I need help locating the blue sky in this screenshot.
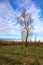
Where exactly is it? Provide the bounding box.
[0,0,43,41]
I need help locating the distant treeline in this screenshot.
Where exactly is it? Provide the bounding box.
[0,40,43,46]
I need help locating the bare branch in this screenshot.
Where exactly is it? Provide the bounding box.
[16,9,34,47]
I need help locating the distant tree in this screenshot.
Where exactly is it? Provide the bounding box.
[16,9,34,47]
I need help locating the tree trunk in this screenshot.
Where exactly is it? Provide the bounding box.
[25,30,28,47]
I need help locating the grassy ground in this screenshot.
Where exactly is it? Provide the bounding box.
[0,45,43,65]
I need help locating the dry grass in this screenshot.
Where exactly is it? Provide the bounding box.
[0,40,43,65]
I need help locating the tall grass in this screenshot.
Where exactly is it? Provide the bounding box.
[0,45,43,65]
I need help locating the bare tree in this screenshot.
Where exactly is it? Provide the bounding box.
[16,9,34,47]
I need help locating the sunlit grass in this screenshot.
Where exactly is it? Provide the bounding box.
[0,45,43,65]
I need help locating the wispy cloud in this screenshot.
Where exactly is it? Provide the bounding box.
[0,0,20,35]
[0,0,43,40]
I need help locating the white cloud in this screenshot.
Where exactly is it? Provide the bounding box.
[0,0,43,40]
[34,21,43,33]
[0,0,20,35]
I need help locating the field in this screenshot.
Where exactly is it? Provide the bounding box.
[0,43,43,65]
